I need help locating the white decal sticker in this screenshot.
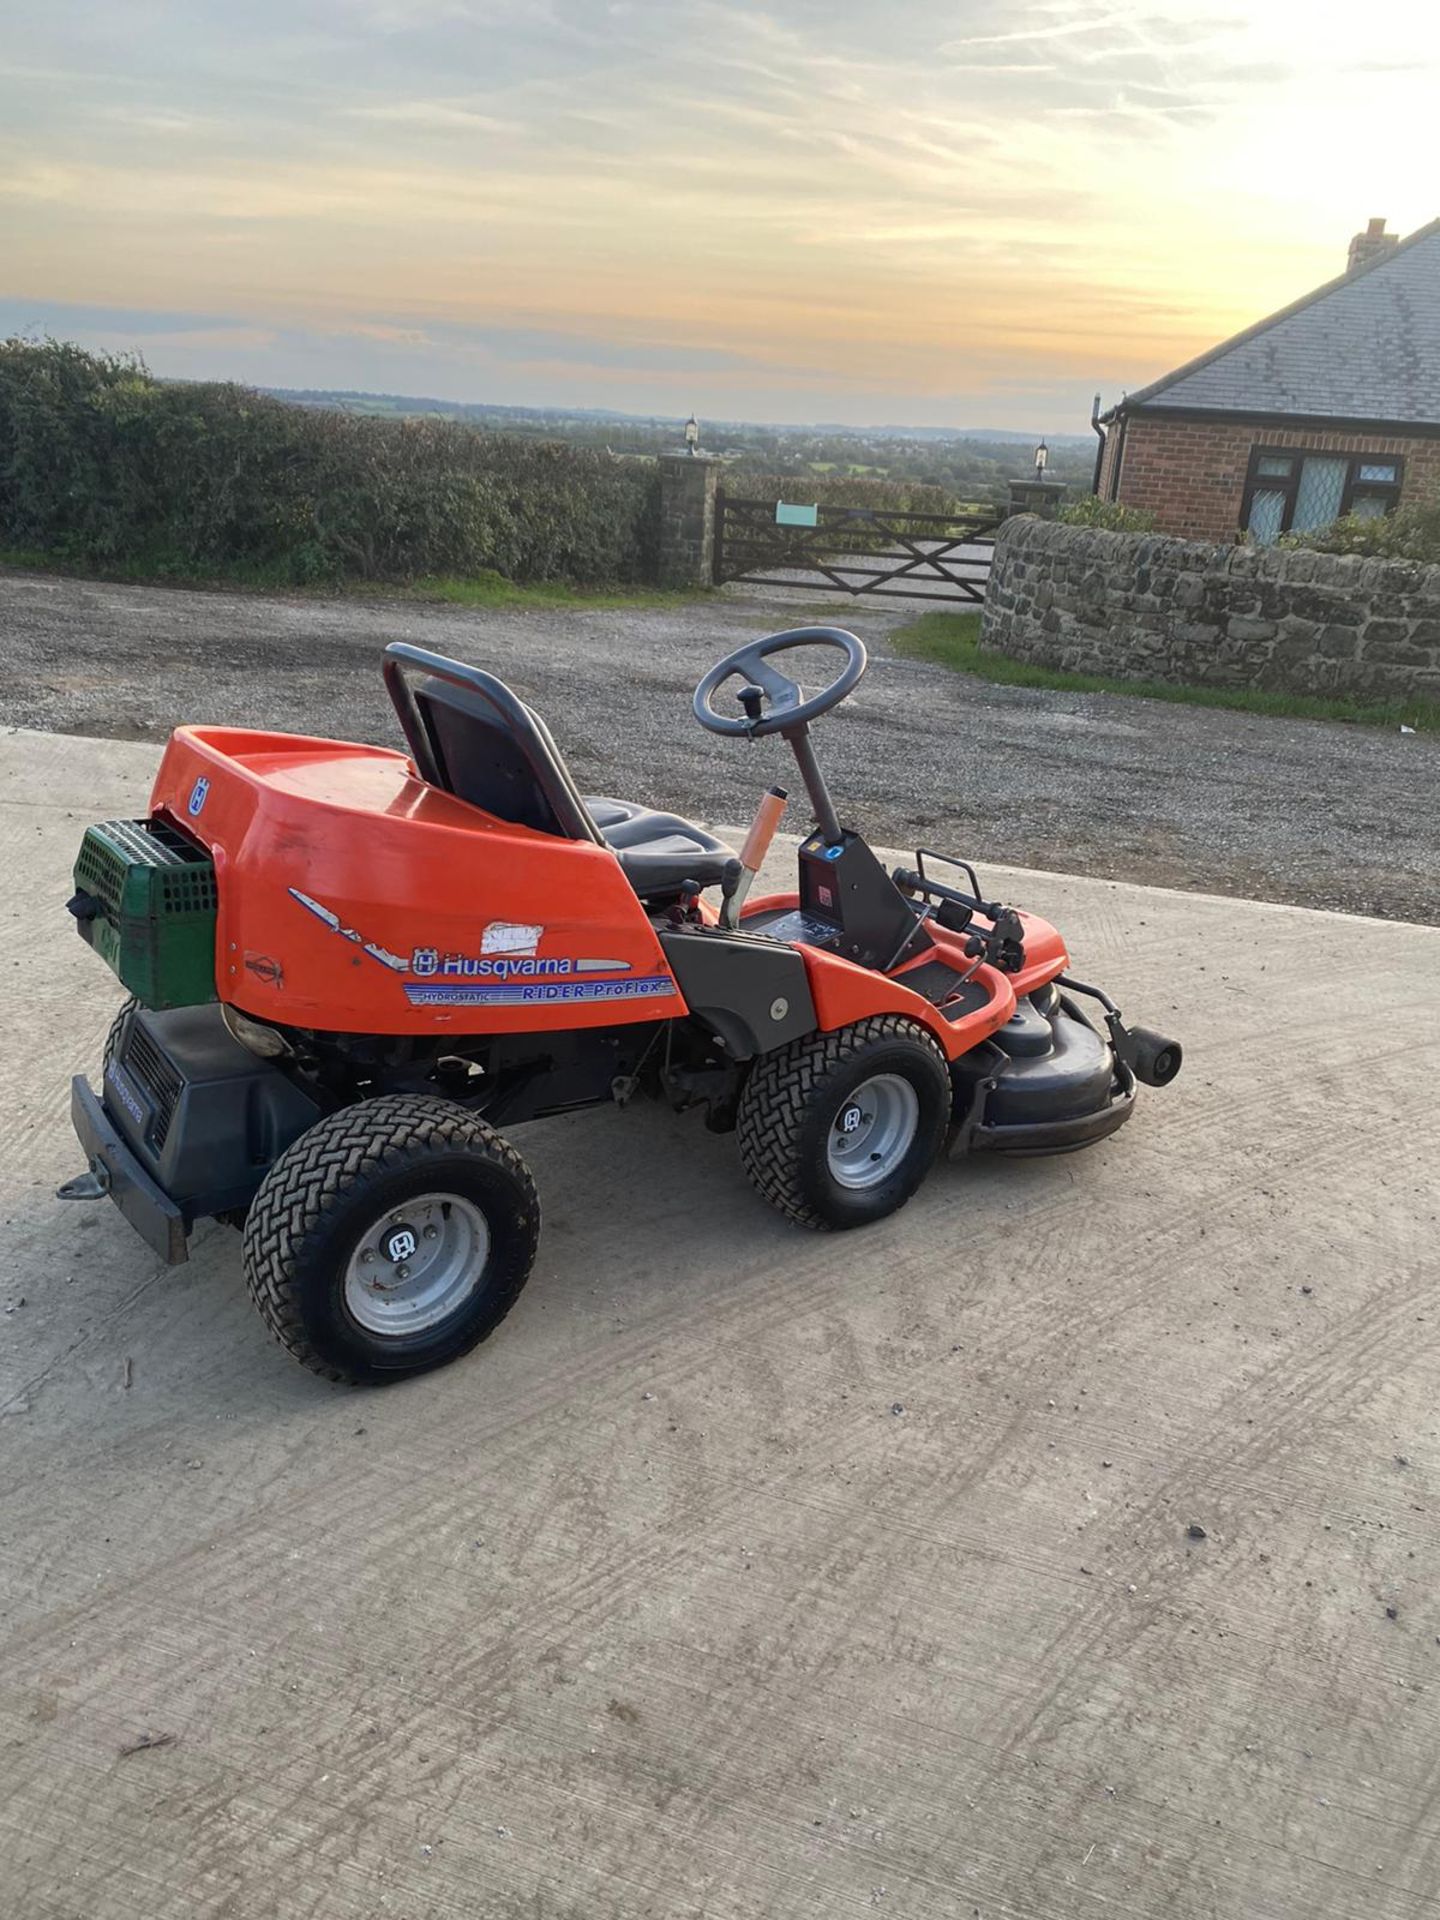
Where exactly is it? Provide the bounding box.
[361,941,409,974]
[481,921,543,957]
[290,888,345,937]
[288,889,409,973]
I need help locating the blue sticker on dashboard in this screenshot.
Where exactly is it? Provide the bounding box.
[187,777,210,817]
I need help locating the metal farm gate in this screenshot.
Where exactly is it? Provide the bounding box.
[713,495,1001,604]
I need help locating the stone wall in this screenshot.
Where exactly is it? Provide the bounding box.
[982,515,1440,700]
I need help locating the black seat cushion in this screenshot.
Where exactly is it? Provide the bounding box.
[586,796,734,897]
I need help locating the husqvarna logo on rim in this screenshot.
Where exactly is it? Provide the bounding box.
[187,777,210,817]
[383,1226,418,1264]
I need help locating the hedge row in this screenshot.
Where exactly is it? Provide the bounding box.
[742,470,965,516]
[1280,494,1440,565]
[1057,495,1157,533]
[0,339,660,585]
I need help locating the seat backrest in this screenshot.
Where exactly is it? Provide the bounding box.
[384,642,603,845]
[412,681,566,835]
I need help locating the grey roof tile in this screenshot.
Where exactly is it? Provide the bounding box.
[1119,221,1440,425]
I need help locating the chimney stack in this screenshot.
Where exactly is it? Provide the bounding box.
[1348,217,1399,274]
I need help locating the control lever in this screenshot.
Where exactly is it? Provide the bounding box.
[666,878,705,927]
[720,785,788,930]
[963,907,1027,974]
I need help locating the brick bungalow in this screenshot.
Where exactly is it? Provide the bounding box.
[1095,217,1440,543]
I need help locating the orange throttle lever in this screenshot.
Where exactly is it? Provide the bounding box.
[720,785,788,929]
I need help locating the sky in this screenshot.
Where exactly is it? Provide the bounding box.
[2,0,1438,431]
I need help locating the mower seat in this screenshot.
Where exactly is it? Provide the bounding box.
[586,797,734,898]
[403,671,732,898]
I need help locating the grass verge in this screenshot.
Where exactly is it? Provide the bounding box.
[0,549,708,612]
[396,571,705,612]
[889,611,1438,732]
[0,545,323,591]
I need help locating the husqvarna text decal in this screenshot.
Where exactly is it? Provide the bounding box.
[287,897,664,1005]
[408,949,631,980]
[406,926,656,1006]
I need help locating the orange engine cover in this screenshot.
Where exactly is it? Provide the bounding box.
[151,726,689,1037]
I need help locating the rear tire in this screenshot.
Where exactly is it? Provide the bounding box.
[102,997,135,1071]
[736,1015,951,1230]
[242,1094,540,1384]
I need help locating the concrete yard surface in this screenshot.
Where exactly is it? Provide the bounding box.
[1,725,1439,1919]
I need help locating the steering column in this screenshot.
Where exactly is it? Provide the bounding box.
[692,626,867,847]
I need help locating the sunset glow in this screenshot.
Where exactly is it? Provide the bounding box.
[4,0,1438,427]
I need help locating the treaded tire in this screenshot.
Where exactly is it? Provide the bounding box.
[102,998,135,1071]
[736,1015,951,1231]
[242,1094,540,1385]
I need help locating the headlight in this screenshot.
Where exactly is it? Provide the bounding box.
[222,1003,292,1060]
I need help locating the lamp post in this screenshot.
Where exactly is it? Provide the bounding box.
[684,414,700,457]
[1007,437,1063,518]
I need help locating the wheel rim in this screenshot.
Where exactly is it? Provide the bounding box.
[826,1073,920,1190]
[343,1192,490,1337]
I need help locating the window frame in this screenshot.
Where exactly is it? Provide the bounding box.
[1240,445,1405,536]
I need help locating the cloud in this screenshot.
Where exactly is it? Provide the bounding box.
[133,325,279,351]
[3,0,1438,426]
[318,321,437,345]
[941,10,1139,51]
[343,100,518,132]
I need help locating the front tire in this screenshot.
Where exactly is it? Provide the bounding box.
[242,1095,540,1384]
[736,1016,951,1230]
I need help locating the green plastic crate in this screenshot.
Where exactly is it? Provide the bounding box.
[71,817,218,1009]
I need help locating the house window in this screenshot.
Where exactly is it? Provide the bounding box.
[1241,448,1404,542]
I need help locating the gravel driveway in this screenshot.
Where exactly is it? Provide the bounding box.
[2,565,1435,920]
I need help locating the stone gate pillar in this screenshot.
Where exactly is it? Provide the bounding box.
[1006,477,1068,519]
[658,453,723,588]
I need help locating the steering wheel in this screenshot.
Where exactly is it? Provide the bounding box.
[692,626,868,738]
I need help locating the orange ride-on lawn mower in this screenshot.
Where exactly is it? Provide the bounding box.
[59,629,1181,1384]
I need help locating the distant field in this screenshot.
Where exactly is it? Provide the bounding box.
[263,383,1097,504]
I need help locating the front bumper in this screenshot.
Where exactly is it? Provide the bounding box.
[968,1069,1136,1155]
[68,1074,189,1264]
[948,988,1141,1159]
